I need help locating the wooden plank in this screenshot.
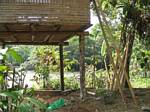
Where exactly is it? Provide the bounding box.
[0,0,89,6]
[4,42,69,45]
[0,24,90,33]
[0,31,89,43]
[0,31,89,35]
[0,0,90,25]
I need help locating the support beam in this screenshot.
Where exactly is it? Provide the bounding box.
[44,35,50,42]
[1,44,5,90]
[2,44,5,49]
[11,35,18,42]
[59,44,64,91]
[30,23,37,31]
[48,35,55,42]
[61,32,89,42]
[0,31,89,35]
[2,44,5,64]
[4,24,18,42]
[4,42,69,46]
[79,34,86,99]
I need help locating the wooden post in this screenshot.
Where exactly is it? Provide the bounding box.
[12,67,15,88]
[2,44,6,90]
[79,34,86,99]
[59,44,64,91]
[2,44,5,64]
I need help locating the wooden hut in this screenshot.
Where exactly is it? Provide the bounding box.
[0,0,91,98]
[0,0,90,44]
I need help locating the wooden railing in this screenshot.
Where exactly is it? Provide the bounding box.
[0,0,63,4]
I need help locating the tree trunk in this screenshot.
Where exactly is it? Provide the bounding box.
[125,34,135,87]
[121,29,135,88]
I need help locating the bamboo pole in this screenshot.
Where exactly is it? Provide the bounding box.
[116,45,137,105]
[92,0,137,104]
[92,0,126,103]
[104,59,112,90]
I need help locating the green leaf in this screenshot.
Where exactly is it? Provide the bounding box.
[0,75,4,83]
[0,65,7,71]
[25,97,46,110]
[18,103,34,112]
[14,90,24,96]
[0,100,8,109]
[6,48,23,63]
[0,91,19,100]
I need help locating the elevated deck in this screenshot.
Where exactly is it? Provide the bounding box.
[0,0,91,45]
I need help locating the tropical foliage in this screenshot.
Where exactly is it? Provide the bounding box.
[0,1,149,111]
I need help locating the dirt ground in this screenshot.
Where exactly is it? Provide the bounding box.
[37,88,150,112]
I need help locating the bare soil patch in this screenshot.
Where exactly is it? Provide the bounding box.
[36,88,150,112]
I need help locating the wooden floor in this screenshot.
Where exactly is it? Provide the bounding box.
[0,23,90,45]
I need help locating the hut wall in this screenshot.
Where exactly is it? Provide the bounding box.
[0,0,90,25]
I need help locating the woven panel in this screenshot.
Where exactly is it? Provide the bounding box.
[0,0,90,25]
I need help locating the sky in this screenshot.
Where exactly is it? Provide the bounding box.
[87,11,99,31]
[91,12,99,25]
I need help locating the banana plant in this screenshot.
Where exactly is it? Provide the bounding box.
[0,47,46,112]
[0,88,46,112]
[0,48,23,85]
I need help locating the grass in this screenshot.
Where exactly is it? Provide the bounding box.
[131,76,150,88]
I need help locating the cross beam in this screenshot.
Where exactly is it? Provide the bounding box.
[0,31,89,35]
[3,42,69,46]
